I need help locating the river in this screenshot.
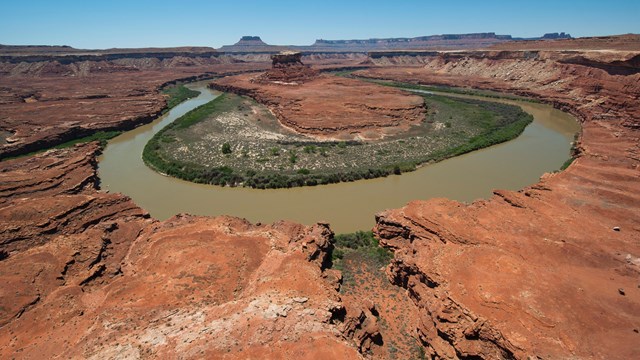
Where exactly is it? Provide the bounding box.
[97,81,579,233]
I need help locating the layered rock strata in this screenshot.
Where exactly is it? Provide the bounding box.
[0,144,375,359]
[0,51,270,158]
[364,48,640,358]
[211,74,425,140]
[2,37,640,359]
[253,51,320,84]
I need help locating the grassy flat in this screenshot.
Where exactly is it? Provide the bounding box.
[143,90,532,188]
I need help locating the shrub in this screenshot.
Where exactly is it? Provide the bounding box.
[333,231,393,267]
[221,142,232,154]
[334,231,376,249]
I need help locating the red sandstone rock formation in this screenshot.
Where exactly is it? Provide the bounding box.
[358,48,640,358]
[212,74,426,140]
[0,48,369,158]
[2,36,640,359]
[0,50,270,158]
[0,144,376,358]
[253,51,320,84]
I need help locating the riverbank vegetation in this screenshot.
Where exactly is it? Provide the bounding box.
[161,85,201,111]
[350,76,538,102]
[1,84,200,162]
[328,230,426,358]
[0,130,122,161]
[143,88,533,188]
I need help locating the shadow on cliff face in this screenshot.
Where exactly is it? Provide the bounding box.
[560,53,640,75]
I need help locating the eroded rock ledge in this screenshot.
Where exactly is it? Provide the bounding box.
[370,49,640,359]
[0,58,270,159]
[0,144,376,359]
[211,74,426,141]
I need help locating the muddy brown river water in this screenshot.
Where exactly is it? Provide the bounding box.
[98,82,579,233]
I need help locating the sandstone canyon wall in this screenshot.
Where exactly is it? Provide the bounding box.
[0,143,378,359]
[357,46,640,358]
[1,36,639,359]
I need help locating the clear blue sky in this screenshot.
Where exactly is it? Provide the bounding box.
[1,0,638,49]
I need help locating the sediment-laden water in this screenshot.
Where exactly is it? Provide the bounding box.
[98,81,579,233]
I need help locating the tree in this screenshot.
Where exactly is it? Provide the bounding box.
[221,142,232,154]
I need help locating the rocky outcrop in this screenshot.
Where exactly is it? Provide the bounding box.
[0,58,270,158]
[251,51,320,84]
[540,32,572,40]
[0,143,151,333]
[364,48,640,358]
[309,33,516,52]
[211,74,426,140]
[0,144,375,358]
[0,143,149,253]
[3,37,640,359]
[271,51,304,66]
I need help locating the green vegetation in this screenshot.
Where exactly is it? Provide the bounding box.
[173,95,226,130]
[559,157,575,170]
[50,130,122,149]
[221,142,232,154]
[143,95,251,185]
[161,85,201,111]
[0,130,122,161]
[1,84,200,162]
[327,69,357,77]
[418,95,533,161]
[289,151,298,164]
[143,91,533,189]
[358,78,539,103]
[331,231,393,270]
[559,132,580,171]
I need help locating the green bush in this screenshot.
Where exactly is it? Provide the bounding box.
[162,85,201,110]
[334,231,376,249]
[333,231,393,267]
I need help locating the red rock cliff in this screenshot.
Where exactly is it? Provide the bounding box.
[360,49,640,359]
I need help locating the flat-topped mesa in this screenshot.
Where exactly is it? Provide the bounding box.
[236,36,267,45]
[254,51,319,84]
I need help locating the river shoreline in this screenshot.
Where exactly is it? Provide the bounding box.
[142,87,534,189]
[98,80,579,233]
